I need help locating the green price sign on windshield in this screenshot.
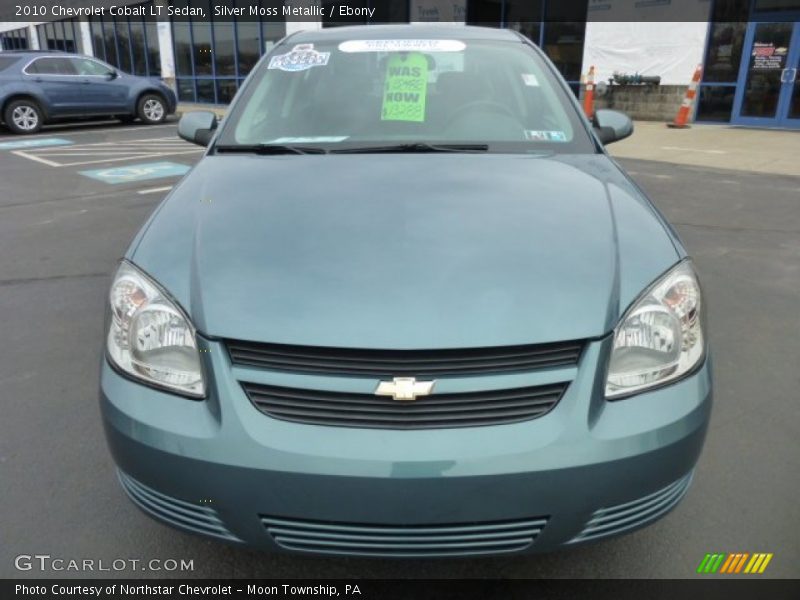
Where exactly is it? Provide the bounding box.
[381,53,428,122]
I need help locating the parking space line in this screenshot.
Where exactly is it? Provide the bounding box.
[76,136,190,145]
[10,133,204,167]
[45,150,203,167]
[660,146,727,155]
[10,150,62,167]
[137,186,174,195]
[0,123,176,142]
[26,151,170,156]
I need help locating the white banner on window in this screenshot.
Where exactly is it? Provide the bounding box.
[583,1,712,85]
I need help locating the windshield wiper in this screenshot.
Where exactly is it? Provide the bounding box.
[214,144,327,155]
[331,143,489,154]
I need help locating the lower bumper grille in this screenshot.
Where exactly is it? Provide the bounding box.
[117,470,238,542]
[243,382,567,429]
[570,471,694,543]
[261,515,549,557]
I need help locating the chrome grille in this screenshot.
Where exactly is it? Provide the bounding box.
[243,381,567,429]
[226,339,584,377]
[570,471,694,543]
[117,470,238,541]
[261,515,549,557]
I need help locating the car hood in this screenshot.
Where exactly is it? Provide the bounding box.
[130,153,682,348]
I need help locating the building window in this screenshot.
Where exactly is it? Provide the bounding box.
[37,19,81,53]
[542,21,585,83]
[101,20,119,66]
[542,0,586,85]
[505,0,543,47]
[702,22,747,84]
[466,0,502,27]
[753,0,800,12]
[176,78,195,102]
[0,27,30,50]
[696,85,737,122]
[465,1,586,86]
[696,0,755,124]
[237,20,260,74]
[173,21,193,76]
[213,19,236,77]
[170,0,286,104]
[89,1,161,76]
[130,20,148,75]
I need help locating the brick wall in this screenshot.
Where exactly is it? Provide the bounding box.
[592,85,687,122]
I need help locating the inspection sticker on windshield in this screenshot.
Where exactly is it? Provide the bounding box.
[382,53,428,122]
[521,73,540,87]
[268,44,330,72]
[339,39,466,53]
[525,130,567,142]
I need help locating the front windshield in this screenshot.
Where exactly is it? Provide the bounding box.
[215,37,595,153]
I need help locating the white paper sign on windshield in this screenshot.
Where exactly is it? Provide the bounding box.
[338,40,466,53]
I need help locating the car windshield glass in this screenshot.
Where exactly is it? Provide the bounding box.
[215,38,595,154]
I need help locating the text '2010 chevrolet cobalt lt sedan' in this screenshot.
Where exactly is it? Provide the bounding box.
[100,25,711,557]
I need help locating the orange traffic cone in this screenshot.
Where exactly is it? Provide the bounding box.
[668,65,703,129]
[583,65,596,119]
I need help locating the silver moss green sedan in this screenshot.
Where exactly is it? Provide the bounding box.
[101,25,711,557]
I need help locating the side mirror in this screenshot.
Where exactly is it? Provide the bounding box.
[592,109,633,145]
[178,111,218,147]
[106,70,118,80]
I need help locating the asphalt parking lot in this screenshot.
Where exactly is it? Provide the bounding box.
[0,120,798,579]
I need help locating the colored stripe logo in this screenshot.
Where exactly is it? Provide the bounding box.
[697,553,773,574]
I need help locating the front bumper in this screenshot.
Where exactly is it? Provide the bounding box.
[100,337,712,557]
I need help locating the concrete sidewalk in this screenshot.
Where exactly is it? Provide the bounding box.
[175,102,797,177]
[609,121,799,177]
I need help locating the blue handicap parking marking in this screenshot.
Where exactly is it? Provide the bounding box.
[79,161,191,184]
[0,137,73,150]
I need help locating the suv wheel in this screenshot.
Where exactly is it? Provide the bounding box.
[137,94,167,125]
[4,99,43,134]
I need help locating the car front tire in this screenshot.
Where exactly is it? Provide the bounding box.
[4,99,44,134]
[136,94,167,125]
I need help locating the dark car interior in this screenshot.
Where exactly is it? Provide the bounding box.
[241,47,569,144]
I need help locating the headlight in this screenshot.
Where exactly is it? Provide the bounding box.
[106,261,205,398]
[605,260,704,399]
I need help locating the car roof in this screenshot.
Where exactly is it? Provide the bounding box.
[288,24,521,44]
[4,51,97,62]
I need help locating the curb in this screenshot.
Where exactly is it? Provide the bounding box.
[175,103,228,119]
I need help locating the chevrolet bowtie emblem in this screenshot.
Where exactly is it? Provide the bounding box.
[375,377,436,401]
